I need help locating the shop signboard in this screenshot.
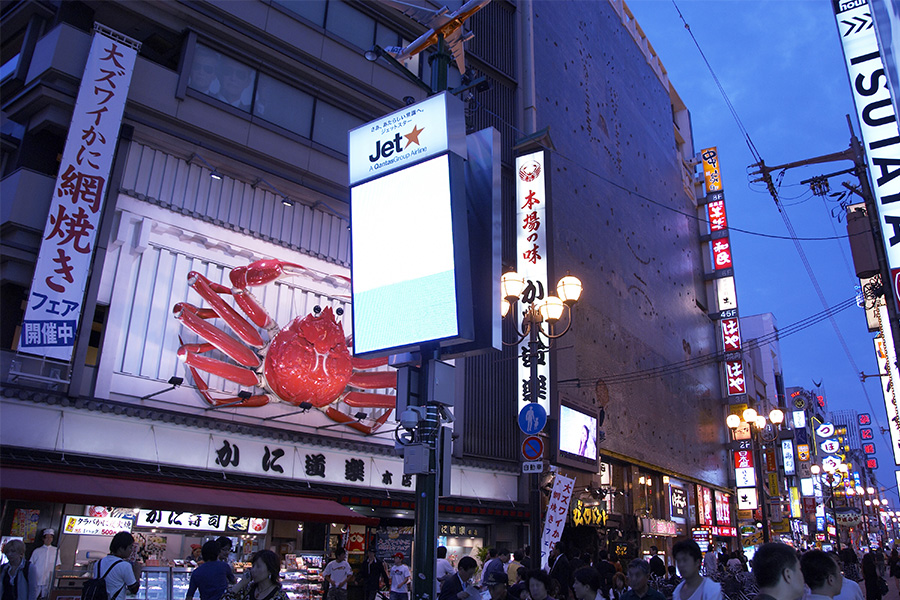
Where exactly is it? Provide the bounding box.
[571,500,607,527]
[715,491,731,525]
[726,360,746,395]
[19,27,139,361]
[515,149,551,413]
[833,0,900,308]
[670,486,688,519]
[697,486,713,525]
[737,488,758,510]
[135,510,269,534]
[793,410,806,429]
[64,515,133,536]
[795,427,809,445]
[765,450,776,472]
[790,487,802,519]
[768,473,779,496]
[439,524,485,537]
[797,444,811,461]
[712,526,737,537]
[736,467,756,488]
[541,474,574,568]
[816,423,836,438]
[692,528,711,552]
[797,461,812,478]
[782,440,796,475]
[737,511,753,521]
[721,318,741,351]
[375,526,414,562]
[874,312,900,465]
[707,198,727,231]
[821,439,841,454]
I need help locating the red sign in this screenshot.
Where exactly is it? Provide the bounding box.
[712,238,733,270]
[711,526,737,537]
[863,442,876,454]
[721,318,741,351]
[859,413,871,426]
[726,360,746,395]
[867,457,879,469]
[698,486,713,525]
[861,427,874,440]
[715,491,731,525]
[765,449,776,472]
[522,436,544,461]
[707,200,728,232]
[802,498,816,515]
[734,450,754,469]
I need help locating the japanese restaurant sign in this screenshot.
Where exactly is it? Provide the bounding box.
[136,510,269,534]
[541,473,574,569]
[516,149,551,413]
[64,515,134,536]
[874,304,900,465]
[19,26,139,361]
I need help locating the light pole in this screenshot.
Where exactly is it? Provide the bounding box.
[812,461,848,551]
[726,407,784,544]
[501,270,582,568]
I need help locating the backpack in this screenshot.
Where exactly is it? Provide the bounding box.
[81,559,125,600]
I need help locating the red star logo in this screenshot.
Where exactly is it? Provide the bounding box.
[403,125,424,149]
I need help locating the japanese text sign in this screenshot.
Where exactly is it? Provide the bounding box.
[64,515,133,536]
[707,198,728,232]
[516,150,550,413]
[726,360,746,395]
[540,473,574,569]
[20,29,138,360]
[701,147,723,194]
[715,491,731,525]
[721,318,741,352]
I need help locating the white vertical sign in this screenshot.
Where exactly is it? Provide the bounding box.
[875,304,900,464]
[540,473,574,569]
[19,28,139,360]
[833,0,900,309]
[516,150,550,413]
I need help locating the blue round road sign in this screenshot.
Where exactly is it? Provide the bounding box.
[522,436,544,461]
[518,403,547,435]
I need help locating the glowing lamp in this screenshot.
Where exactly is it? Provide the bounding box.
[769,409,784,425]
[557,275,583,305]
[539,295,565,322]
[501,271,526,302]
[743,408,758,423]
[726,414,741,429]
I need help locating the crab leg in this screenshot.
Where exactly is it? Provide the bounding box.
[174,302,261,368]
[187,272,265,347]
[325,406,394,435]
[349,371,398,389]
[342,391,396,408]
[186,362,269,407]
[178,343,261,387]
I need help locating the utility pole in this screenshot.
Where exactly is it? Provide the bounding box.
[748,116,900,352]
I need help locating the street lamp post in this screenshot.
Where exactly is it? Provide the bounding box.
[501,270,582,568]
[726,407,783,544]
[812,462,846,551]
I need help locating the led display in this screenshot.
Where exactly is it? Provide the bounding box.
[559,404,598,463]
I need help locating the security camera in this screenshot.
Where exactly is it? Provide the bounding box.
[400,407,425,430]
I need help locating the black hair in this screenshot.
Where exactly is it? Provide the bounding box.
[334,547,346,558]
[437,546,447,559]
[526,569,552,588]
[202,541,221,562]
[801,550,839,591]
[498,548,511,557]
[598,550,609,561]
[573,567,601,591]
[250,550,281,586]
[628,559,650,575]
[488,548,498,558]
[672,539,702,563]
[458,556,477,571]
[752,543,799,589]
[554,542,567,554]
[650,546,658,553]
[216,537,233,551]
[110,532,134,554]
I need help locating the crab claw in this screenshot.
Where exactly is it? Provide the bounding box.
[230,259,307,289]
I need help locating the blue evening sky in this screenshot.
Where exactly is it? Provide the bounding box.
[626,0,896,498]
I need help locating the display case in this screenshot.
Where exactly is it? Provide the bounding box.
[172,569,191,599]
[137,567,171,600]
[280,554,324,600]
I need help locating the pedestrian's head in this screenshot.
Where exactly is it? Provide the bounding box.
[668,566,677,577]
[498,548,511,563]
[334,547,346,560]
[249,550,280,586]
[437,546,447,559]
[216,536,233,560]
[488,548,498,558]
[526,569,552,600]
[485,571,508,600]
[673,539,703,580]
[627,559,651,595]
[801,550,842,597]
[201,541,220,562]
[42,529,55,545]
[2,539,25,566]
[613,573,626,590]
[650,546,659,555]
[110,532,135,557]
[393,552,404,565]
[752,543,803,600]
[598,549,609,561]
[572,566,602,600]
[516,566,527,583]
[367,548,376,559]
[457,555,477,581]
[551,542,566,558]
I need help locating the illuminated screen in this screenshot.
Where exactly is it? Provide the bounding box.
[351,155,460,355]
[559,405,598,461]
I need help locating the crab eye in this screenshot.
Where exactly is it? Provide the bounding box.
[336,307,344,316]
[313,305,321,315]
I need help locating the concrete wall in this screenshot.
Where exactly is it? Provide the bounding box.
[532,1,727,486]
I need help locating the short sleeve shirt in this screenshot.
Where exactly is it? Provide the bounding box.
[94,556,136,600]
[390,565,410,593]
[188,560,233,600]
[323,560,353,589]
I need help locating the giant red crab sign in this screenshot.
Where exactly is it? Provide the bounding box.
[172,259,397,434]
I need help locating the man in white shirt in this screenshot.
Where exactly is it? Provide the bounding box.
[832,573,865,600]
[30,529,61,600]
[750,543,805,600]
[389,553,411,600]
[323,548,353,600]
[801,551,843,600]
[672,540,722,600]
[95,532,142,600]
[436,547,455,592]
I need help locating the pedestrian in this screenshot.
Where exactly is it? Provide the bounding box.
[609,573,627,600]
[622,560,665,600]
[359,549,388,600]
[223,550,287,600]
[648,548,666,579]
[506,552,523,580]
[801,550,843,600]
[725,552,742,573]
[671,540,721,600]
[483,550,499,581]
[549,543,571,599]
[509,567,528,600]
[29,530,60,600]
[701,550,717,577]
[187,541,234,600]
[1,539,37,600]
[388,553,411,600]
[594,551,617,595]
[484,550,511,586]
[572,567,604,600]
[888,549,900,593]
[862,553,883,600]
[322,548,353,600]
[521,547,533,570]
[439,556,478,600]
[665,566,681,587]
[833,567,866,600]
[527,570,558,600]
[485,572,509,600]
[92,532,143,600]
[750,543,805,600]
[185,545,203,564]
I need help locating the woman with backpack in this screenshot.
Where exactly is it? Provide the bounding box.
[1,539,38,600]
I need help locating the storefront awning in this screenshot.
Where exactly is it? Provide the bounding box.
[1,466,378,526]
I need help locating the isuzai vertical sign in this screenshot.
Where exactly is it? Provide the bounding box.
[833,0,900,310]
[19,26,139,361]
[516,150,550,413]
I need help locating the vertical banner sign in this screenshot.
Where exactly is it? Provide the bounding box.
[516,151,550,413]
[701,147,745,397]
[875,304,900,464]
[540,474,574,569]
[833,0,900,310]
[19,27,139,360]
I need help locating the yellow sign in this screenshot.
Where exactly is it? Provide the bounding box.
[571,501,607,527]
[768,473,779,495]
[797,444,810,461]
[790,487,802,519]
[701,147,723,193]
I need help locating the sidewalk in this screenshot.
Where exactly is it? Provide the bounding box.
[861,578,900,600]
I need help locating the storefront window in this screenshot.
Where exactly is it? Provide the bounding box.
[312,101,363,155]
[254,74,314,138]
[188,44,257,113]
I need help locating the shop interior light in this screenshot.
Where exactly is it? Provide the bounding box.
[743,408,758,423]
[865,500,872,506]
[883,499,889,505]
